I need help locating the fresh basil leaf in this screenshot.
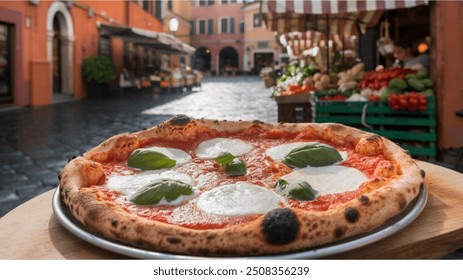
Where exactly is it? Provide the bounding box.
[282,143,342,168]
[274,179,289,193]
[215,152,235,165]
[225,158,247,176]
[130,179,193,205]
[274,180,317,201]
[127,149,176,170]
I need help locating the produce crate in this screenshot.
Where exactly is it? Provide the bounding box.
[275,93,313,123]
[313,96,436,160]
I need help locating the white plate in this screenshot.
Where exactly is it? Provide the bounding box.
[52,185,428,259]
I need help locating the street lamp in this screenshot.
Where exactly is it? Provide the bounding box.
[168,18,179,33]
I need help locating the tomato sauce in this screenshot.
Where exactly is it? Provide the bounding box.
[94,129,391,229]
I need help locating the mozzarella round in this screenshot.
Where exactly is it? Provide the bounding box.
[107,171,195,205]
[197,182,284,216]
[195,138,253,159]
[136,146,191,167]
[266,141,347,162]
[280,165,367,196]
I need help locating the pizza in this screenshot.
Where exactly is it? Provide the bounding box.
[59,115,425,257]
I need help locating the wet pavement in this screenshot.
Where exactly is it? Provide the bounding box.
[0,76,276,217]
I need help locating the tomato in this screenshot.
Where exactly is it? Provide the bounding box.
[419,105,427,112]
[409,98,418,106]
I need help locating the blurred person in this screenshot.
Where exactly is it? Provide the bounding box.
[392,40,430,72]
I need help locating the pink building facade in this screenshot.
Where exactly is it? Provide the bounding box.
[190,0,244,75]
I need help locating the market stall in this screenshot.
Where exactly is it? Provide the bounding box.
[260,0,435,159]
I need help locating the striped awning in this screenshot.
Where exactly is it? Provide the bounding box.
[261,0,429,34]
[261,0,429,56]
[261,0,430,15]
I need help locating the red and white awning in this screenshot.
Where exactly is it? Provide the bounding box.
[261,0,429,56]
[261,0,429,15]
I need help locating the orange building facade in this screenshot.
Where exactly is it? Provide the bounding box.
[0,0,165,107]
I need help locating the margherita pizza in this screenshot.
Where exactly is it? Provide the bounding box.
[59,115,424,257]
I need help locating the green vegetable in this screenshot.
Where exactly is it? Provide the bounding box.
[421,78,434,87]
[405,73,416,80]
[385,86,403,95]
[388,78,407,91]
[415,69,428,79]
[225,158,247,176]
[127,149,176,170]
[274,179,317,201]
[282,143,342,168]
[422,88,434,96]
[215,152,235,165]
[130,179,193,205]
[407,78,426,92]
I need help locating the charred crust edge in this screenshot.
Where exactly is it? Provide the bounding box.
[169,115,191,126]
[345,207,360,223]
[262,208,299,245]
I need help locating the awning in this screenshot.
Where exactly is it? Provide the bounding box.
[99,23,195,55]
[261,0,429,15]
[260,0,429,56]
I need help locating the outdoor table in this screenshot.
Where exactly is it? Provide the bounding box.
[0,161,462,259]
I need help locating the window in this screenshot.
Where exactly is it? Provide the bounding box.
[219,17,235,34]
[208,19,214,34]
[253,13,262,28]
[190,20,195,35]
[199,19,206,34]
[220,18,228,33]
[167,0,172,11]
[199,0,206,6]
[155,0,163,20]
[229,17,235,33]
[208,0,214,5]
[240,20,245,33]
[257,41,269,49]
[98,34,112,57]
[198,19,213,34]
[142,0,150,12]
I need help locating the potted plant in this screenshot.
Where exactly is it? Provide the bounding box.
[82,55,116,97]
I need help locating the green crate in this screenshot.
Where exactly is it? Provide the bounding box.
[314,96,436,159]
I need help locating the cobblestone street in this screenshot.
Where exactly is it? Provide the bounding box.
[0,76,276,217]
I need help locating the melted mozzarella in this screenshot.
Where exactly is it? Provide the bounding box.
[195,138,253,159]
[266,142,347,162]
[137,146,191,167]
[280,165,367,196]
[197,182,284,216]
[106,171,195,205]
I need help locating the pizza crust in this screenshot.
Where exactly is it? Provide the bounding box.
[60,116,424,256]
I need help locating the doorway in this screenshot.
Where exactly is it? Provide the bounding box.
[219,47,238,75]
[47,2,74,102]
[193,47,211,73]
[52,17,62,93]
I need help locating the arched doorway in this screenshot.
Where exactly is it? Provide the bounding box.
[193,47,211,73]
[52,17,61,93]
[47,2,74,101]
[219,47,238,75]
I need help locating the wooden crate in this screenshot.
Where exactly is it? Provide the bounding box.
[314,96,437,159]
[275,93,313,123]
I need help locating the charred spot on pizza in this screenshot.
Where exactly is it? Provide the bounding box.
[358,195,371,206]
[334,227,346,238]
[111,218,118,228]
[170,115,191,126]
[167,237,182,244]
[262,208,299,245]
[420,169,426,178]
[345,207,360,223]
[396,193,407,210]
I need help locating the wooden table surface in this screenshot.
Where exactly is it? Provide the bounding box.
[1,161,462,259]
